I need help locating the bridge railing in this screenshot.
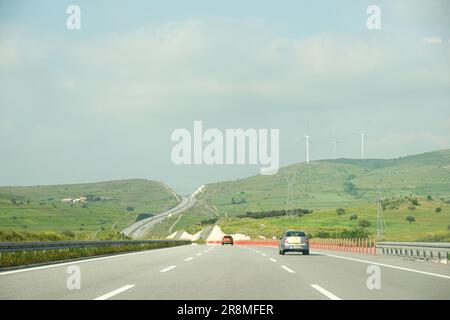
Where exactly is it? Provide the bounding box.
[0,239,191,253]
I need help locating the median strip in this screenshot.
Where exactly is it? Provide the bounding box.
[310,284,341,300]
[94,284,135,300]
[160,265,176,273]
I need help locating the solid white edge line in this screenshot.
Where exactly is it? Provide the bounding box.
[94,284,135,300]
[310,284,341,300]
[160,265,176,273]
[281,265,295,273]
[314,251,450,280]
[0,245,188,276]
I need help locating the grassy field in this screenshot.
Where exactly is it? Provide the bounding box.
[219,196,450,242]
[0,179,178,239]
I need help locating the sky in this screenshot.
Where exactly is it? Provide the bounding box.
[0,0,449,194]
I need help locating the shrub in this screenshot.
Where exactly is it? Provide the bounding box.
[126,206,135,211]
[349,214,358,220]
[410,198,420,206]
[336,208,346,215]
[61,230,75,238]
[405,216,416,223]
[358,220,371,228]
[435,207,442,213]
[408,206,416,211]
[427,195,432,200]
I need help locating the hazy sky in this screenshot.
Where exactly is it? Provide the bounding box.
[1,0,449,193]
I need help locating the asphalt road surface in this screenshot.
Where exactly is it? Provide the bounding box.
[121,196,197,239]
[0,244,449,299]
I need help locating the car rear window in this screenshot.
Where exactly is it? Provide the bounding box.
[224,236,232,239]
[285,231,305,237]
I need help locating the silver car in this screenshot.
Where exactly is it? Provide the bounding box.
[279,230,309,255]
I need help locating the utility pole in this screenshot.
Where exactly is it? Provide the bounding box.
[376,186,383,240]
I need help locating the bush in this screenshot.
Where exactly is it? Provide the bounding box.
[336,208,346,215]
[314,227,372,239]
[126,206,135,211]
[410,198,420,206]
[405,216,416,223]
[237,208,312,219]
[358,220,371,228]
[435,207,442,213]
[349,214,358,220]
[408,206,416,211]
[427,195,432,200]
[61,230,75,238]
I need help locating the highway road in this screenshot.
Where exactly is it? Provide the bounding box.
[0,244,449,300]
[121,196,197,239]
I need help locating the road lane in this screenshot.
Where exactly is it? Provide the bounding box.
[253,245,450,300]
[0,244,201,300]
[1,244,449,300]
[116,244,325,300]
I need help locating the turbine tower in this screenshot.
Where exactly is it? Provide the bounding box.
[361,132,365,160]
[305,126,310,164]
[332,141,337,159]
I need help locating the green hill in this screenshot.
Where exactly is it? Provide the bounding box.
[191,149,450,241]
[0,179,178,239]
[198,149,450,216]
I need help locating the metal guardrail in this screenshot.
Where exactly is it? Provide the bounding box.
[377,242,449,264]
[0,240,191,253]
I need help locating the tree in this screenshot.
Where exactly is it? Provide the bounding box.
[435,207,442,213]
[405,216,416,223]
[358,220,371,228]
[349,214,358,220]
[410,198,420,206]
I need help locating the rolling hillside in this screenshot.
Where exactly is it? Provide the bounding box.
[197,149,450,216]
[0,179,178,239]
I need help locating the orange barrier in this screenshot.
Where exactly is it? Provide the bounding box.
[309,237,376,255]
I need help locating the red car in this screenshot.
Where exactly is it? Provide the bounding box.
[222,235,234,245]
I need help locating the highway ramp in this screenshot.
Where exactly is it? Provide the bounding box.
[0,244,449,299]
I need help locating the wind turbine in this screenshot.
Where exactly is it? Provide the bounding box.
[305,125,310,164]
[331,140,343,159]
[361,132,365,160]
